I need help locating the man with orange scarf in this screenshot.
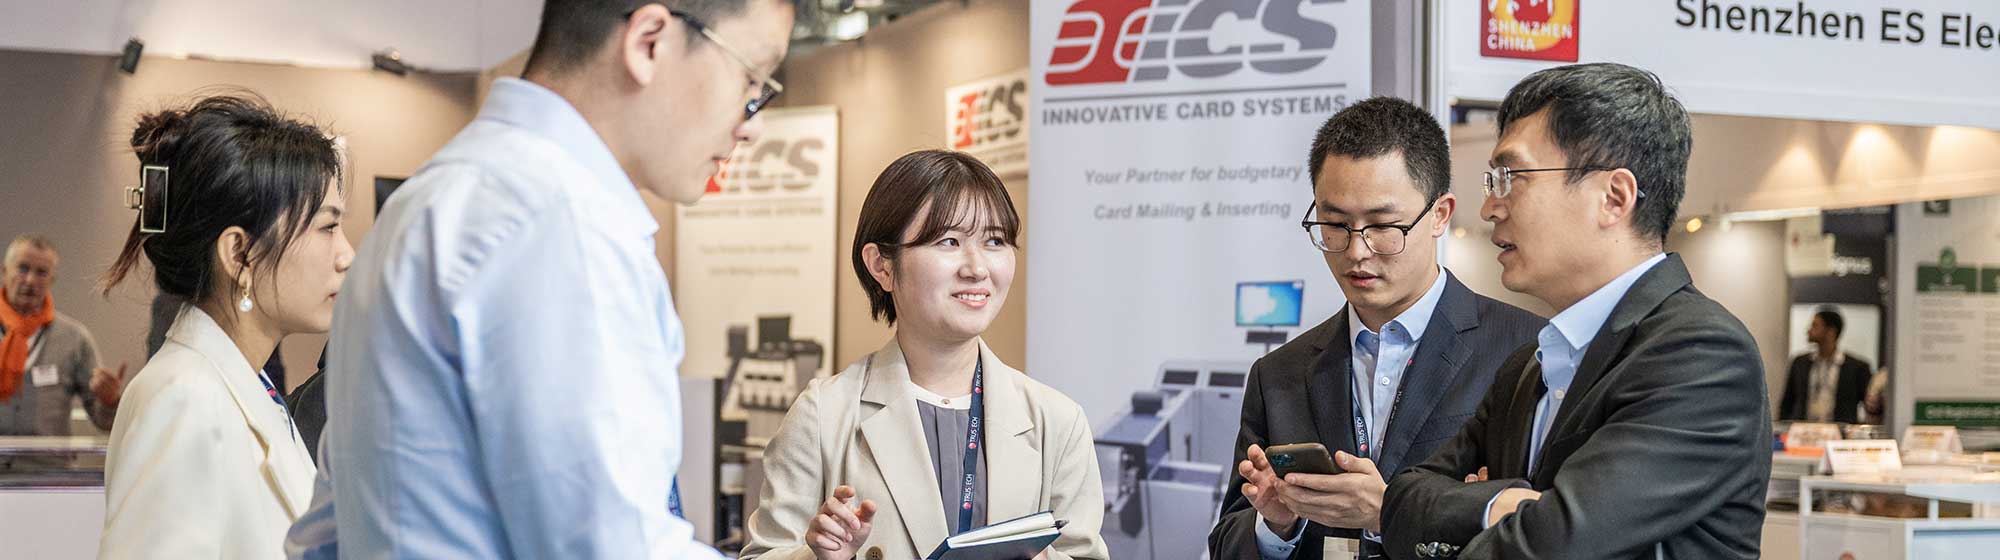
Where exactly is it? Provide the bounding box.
[0,236,122,468]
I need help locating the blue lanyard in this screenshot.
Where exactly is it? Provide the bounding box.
[255,370,295,442]
[956,359,984,535]
[1350,355,1411,460]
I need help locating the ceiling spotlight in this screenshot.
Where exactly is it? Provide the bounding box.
[1686,217,1703,233]
[371,48,409,76]
[1453,227,1467,239]
[119,38,144,74]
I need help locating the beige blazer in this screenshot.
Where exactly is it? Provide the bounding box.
[741,339,1108,560]
[99,307,315,559]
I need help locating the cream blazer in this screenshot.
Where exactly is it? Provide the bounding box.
[741,339,1108,560]
[99,307,315,559]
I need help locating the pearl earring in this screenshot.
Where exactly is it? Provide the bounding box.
[238,284,254,312]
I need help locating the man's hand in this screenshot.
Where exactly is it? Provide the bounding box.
[1272,451,1388,533]
[807,485,879,560]
[1464,467,1489,483]
[89,362,129,408]
[1485,487,1542,527]
[1239,444,1300,537]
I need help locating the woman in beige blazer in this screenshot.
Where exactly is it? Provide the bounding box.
[97,94,352,559]
[742,151,1106,560]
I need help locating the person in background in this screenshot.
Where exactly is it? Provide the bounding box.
[285,0,803,557]
[97,93,351,559]
[1778,308,1873,424]
[282,345,326,464]
[1209,98,1543,560]
[1381,63,1769,559]
[0,235,123,460]
[741,151,1107,560]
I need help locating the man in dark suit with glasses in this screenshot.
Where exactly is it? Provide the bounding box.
[1209,97,1544,560]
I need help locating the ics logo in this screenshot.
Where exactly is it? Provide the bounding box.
[951,76,1026,152]
[1045,0,1342,86]
[1481,0,1579,62]
[705,138,827,195]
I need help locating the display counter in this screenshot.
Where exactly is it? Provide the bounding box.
[1796,468,2000,559]
[0,435,108,559]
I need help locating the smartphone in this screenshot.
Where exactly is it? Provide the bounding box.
[1266,443,1343,478]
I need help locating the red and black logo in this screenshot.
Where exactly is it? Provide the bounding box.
[952,77,1027,151]
[1046,0,1342,86]
[705,138,827,195]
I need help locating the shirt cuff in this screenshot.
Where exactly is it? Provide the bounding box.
[1482,491,1502,529]
[1255,518,1307,560]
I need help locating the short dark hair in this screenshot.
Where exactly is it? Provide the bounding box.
[103,92,341,306]
[1497,62,1691,245]
[1307,96,1450,202]
[852,150,1020,325]
[1814,308,1845,336]
[523,0,808,77]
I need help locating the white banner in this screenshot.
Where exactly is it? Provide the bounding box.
[1449,0,2000,130]
[946,69,1031,178]
[1895,196,2000,433]
[675,105,838,381]
[1030,1,1369,558]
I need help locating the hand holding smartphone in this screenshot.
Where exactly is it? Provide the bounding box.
[1265,442,1344,479]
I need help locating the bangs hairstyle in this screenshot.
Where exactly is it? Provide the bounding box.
[851,150,1020,325]
[102,92,343,305]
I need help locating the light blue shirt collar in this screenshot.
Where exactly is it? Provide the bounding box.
[1538,253,1667,383]
[1346,266,1450,348]
[478,77,656,236]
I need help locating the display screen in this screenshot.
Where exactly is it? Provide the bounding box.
[1236,280,1304,327]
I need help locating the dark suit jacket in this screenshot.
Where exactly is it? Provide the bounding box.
[284,345,328,465]
[1208,272,1544,559]
[1382,255,1770,560]
[1777,352,1872,424]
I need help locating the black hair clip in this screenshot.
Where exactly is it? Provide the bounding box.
[127,165,169,233]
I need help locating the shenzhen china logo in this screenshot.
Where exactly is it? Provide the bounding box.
[1482,0,1580,62]
[1045,0,1343,86]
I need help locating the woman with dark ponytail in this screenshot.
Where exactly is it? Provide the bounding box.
[97,93,351,559]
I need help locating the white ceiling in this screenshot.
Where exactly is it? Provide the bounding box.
[0,0,545,72]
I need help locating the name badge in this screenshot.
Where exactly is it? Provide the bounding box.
[31,364,59,387]
[1324,537,1361,560]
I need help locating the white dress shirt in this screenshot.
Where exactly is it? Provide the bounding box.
[1258,268,1449,559]
[1805,352,1844,422]
[285,77,719,559]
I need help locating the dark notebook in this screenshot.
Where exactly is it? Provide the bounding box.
[925,511,1065,560]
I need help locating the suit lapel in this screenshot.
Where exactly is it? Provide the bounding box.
[1304,309,1357,456]
[166,307,310,517]
[1501,357,1543,480]
[1540,255,1692,469]
[1376,275,1478,476]
[978,342,1042,523]
[855,342,952,554]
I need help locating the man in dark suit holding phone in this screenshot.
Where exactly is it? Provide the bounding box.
[1380,63,1770,560]
[1208,97,1545,560]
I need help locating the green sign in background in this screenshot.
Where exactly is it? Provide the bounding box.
[1915,401,2000,428]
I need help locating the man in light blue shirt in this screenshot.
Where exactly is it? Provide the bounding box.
[286,1,801,557]
[1382,63,1768,560]
[1210,98,1544,560]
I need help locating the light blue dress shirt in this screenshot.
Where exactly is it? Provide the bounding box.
[1479,252,1664,530]
[1258,268,1449,559]
[285,78,720,559]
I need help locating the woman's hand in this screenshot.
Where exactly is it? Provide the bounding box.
[807,485,879,560]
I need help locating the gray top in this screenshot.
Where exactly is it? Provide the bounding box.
[0,312,111,437]
[915,396,988,535]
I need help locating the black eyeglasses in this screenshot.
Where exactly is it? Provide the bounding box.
[1300,196,1438,255]
[1483,165,1638,199]
[625,5,784,120]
